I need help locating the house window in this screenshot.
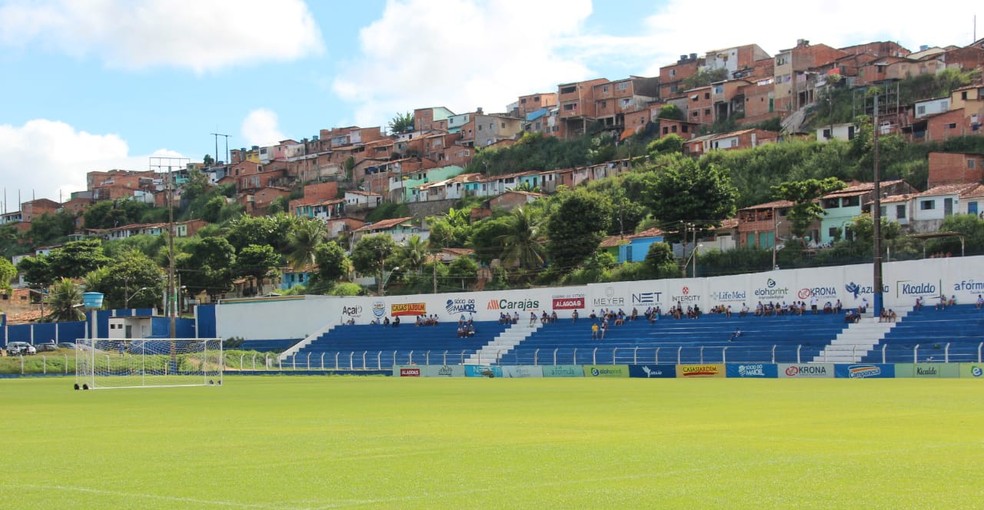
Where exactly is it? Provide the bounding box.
[969,159,976,169]
[520,98,527,104]
[682,125,689,133]
[692,111,699,118]
[670,69,676,77]
[962,91,969,100]
[704,92,710,100]
[671,125,678,133]
[704,108,711,116]
[947,123,957,129]
[896,205,906,219]
[822,128,832,139]
[880,206,886,217]
[917,105,926,115]
[560,86,576,94]
[600,100,607,108]
[843,196,859,207]
[920,200,935,210]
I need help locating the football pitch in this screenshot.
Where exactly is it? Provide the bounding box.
[1,376,981,509]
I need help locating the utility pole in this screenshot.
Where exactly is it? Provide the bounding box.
[872,93,884,318]
[149,156,189,338]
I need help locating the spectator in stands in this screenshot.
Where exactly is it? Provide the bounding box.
[729,329,742,342]
[393,316,401,327]
[754,302,764,317]
[512,311,519,324]
[948,295,957,307]
[591,323,599,340]
[834,299,843,314]
[914,296,923,311]
[599,320,607,340]
[529,312,537,327]
[630,308,638,321]
[589,310,597,320]
[571,309,579,322]
[937,294,947,310]
[977,295,983,310]
[810,296,818,314]
[550,311,558,323]
[740,303,749,318]
[845,310,860,323]
[383,317,390,326]
[823,301,832,314]
[725,305,732,318]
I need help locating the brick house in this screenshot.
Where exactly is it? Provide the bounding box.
[557,78,610,138]
[20,199,61,223]
[773,40,847,115]
[242,187,290,216]
[516,92,558,118]
[659,53,702,99]
[740,80,776,125]
[684,128,779,156]
[704,44,771,80]
[927,152,984,187]
[684,85,714,125]
[592,76,659,129]
[657,118,699,140]
[412,107,455,133]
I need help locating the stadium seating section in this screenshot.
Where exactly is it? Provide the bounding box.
[862,304,984,363]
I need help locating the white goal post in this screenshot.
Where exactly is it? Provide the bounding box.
[75,338,223,390]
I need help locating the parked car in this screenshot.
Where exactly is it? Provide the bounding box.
[36,342,59,353]
[6,342,37,356]
[57,342,78,350]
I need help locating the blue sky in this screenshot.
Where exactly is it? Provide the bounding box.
[0,0,979,205]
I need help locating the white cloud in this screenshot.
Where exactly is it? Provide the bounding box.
[0,119,182,205]
[333,0,595,127]
[0,0,323,72]
[241,109,286,148]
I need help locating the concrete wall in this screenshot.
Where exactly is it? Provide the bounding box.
[214,256,984,341]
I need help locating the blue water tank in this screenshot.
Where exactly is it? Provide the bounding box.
[82,292,104,309]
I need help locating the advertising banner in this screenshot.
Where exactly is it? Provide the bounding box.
[583,365,630,378]
[894,363,957,378]
[676,364,726,378]
[778,363,835,378]
[834,364,895,379]
[541,365,584,377]
[391,302,427,316]
[394,366,421,377]
[421,365,465,377]
[464,365,502,378]
[960,364,984,379]
[501,366,544,378]
[726,363,778,378]
[627,364,677,378]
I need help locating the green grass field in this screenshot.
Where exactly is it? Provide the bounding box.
[1,376,981,509]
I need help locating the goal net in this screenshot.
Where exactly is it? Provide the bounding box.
[75,338,223,389]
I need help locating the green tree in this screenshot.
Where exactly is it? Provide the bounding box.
[235,244,282,296]
[546,189,613,273]
[17,256,53,289]
[388,111,414,134]
[311,241,351,289]
[0,257,16,293]
[469,216,514,265]
[47,239,111,280]
[771,177,846,240]
[657,104,684,121]
[643,242,678,279]
[46,278,84,322]
[177,236,236,301]
[84,250,164,309]
[681,67,729,90]
[447,256,479,290]
[496,207,546,280]
[350,235,399,294]
[203,154,214,167]
[26,210,76,246]
[399,234,428,273]
[643,156,738,241]
[287,219,327,269]
[201,196,227,223]
[646,134,685,156]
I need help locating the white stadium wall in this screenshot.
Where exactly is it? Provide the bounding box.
[215,256,984,341]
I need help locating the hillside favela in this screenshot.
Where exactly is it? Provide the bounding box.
[2,34,984,361]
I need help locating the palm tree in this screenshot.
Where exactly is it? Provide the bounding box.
[287,219,327,270]
[400,235,428,273]
[46,278,85,322]
[496,207,546,278]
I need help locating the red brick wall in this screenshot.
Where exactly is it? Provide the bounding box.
[928,152,984,187]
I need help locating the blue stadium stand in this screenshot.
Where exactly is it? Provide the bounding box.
[860,304,984,363]
[281,320,511,370]
[495,312,850,366]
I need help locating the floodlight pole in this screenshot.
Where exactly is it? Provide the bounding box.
[872,94,884,317]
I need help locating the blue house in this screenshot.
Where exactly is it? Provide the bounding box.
[599,228,665,263]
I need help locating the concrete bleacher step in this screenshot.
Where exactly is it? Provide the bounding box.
[466,322,542,365]
[813,309,908,363]
[278,322,337,362]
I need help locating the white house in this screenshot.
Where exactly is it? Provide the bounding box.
[959,184,984,217]
[914,97,950,119]
[817,123,857,142]
[344,191,382,210]
[909,184,976,233]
